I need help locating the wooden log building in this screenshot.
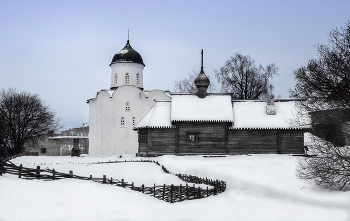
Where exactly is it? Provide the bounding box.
[134,50,305,156]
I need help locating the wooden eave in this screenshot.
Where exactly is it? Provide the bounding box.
[229,127,307,130]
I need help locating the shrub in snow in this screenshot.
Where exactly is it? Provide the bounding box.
[297,134,350,191]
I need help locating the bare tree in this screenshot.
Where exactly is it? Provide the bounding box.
[290,21,350,190]
[0,88,62,158]
[290,22,350,109]
[215,53,278,100]
[174,70,216,93]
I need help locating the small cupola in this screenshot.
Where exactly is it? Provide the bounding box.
[195,49,210,98]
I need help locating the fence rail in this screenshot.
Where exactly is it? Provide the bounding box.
[0,158,226,203]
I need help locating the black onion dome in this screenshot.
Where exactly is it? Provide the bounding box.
[110,40,145,66]
[195,68,210,87]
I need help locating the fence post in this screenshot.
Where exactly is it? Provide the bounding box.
[153,184,156,197]
[132,182,134,190]
[89,175,92,180]
[69,171,73,178]
[207,186,209,197]
[0,162,3,176]
[110,177,113,184]
[53,169,56,180]
[121,179,124,187]
[170,184,173,203]
[142,184,144,193]
[186,183,189,200]
[198,186,201,199]
[36,166,40,179]
[170,184,175,203]
[193,184,195,199]
[19,164,22,178]
[179,184,182,202]
[103,175,106,183]
[162,184,165,200]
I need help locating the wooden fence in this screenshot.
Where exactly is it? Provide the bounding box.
[0,158,226,203]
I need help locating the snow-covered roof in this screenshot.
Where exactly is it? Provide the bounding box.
[135,94,300,129]
[143,90,172,98]
[231,101,297,129]
[136,100,173,128]
[105,90,114,96]
[171,94,233,122]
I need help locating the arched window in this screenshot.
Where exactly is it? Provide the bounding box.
[132,117,136,126]
[120,117,125,126]
[115,73,118,84]
[125,73,129,84]
[136,73,139,85]
[125,102,130,111]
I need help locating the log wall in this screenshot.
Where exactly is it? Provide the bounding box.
[177,122,227,154]
[137,125,305,156]
[138,128,176,155]
[279,130,305,154]
[228,130,278,154]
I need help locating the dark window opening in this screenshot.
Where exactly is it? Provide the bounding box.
[125,73,129,84]
[140,133,147,142]
[187,132,199,142]
[121,117,125,126]
[126,102,130,112]
[40,148,46,154]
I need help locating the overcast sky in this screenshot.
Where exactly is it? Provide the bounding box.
[0,0,349,130]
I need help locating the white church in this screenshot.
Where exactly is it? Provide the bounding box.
[87,39,171,155]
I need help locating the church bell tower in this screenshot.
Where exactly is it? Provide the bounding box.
[109,37,145,90]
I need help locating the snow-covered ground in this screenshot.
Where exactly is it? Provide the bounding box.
[0,154,349,221]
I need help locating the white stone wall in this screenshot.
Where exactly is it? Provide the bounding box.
[110,63,144,89]
[88,86,170,156]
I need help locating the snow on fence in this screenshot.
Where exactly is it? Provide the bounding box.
[0,159,226,203]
